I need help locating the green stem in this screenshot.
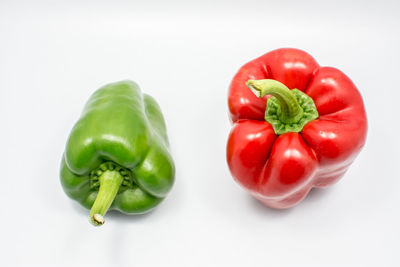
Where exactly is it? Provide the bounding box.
[89,170,123,226]
[246,79,303,124]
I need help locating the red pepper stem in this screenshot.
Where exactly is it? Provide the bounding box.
[89,170,123,226]
[246,79,304,124]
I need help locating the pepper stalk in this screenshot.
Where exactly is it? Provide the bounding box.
[246,79,319,135]
[89,170,123,226]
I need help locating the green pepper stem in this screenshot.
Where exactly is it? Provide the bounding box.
[246,79,304,124]
[89,170,123,226]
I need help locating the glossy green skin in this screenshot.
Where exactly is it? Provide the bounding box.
[60,80,175,214]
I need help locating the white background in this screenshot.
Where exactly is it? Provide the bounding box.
[1,0,399,266]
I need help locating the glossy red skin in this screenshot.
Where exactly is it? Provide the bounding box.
[227,48,367,209]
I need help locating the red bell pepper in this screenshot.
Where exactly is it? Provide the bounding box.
[227,48,367,209]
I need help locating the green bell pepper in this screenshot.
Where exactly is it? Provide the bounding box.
[60,80,175,226]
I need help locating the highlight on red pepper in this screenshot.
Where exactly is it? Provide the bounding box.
[226,48,367,209]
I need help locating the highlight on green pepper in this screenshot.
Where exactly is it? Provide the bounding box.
[60,80,175,226]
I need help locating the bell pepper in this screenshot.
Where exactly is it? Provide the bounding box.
[60,80,175,225]
[227,48,367,209]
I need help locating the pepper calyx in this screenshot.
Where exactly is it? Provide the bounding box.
[90,162,133,190]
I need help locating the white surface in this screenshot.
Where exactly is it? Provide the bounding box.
[1,0,399,266]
